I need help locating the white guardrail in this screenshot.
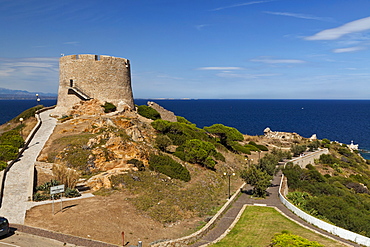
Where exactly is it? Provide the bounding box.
[279,174,370,246]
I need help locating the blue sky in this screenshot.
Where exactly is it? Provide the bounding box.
[1,0,370,99]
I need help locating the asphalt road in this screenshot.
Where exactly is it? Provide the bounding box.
[0,231,81,247]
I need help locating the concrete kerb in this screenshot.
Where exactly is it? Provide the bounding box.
[150,183,246,247]
[201,203,248,247]
[25,193,95,211]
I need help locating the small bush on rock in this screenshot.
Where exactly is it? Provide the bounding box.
[102,102,117,113]
[127,158,145,171]
[137,105,161,120]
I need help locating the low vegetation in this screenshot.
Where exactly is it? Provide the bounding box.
[137,104,161,120]
[101,102,116,113]
[283,140,370,237]
[109,169,226,224]
[148,153,191,182]
[33,179,80,201]
[0,105,41,169]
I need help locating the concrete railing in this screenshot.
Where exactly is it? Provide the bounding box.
[151,183,246,247]
[287,148,329,168]
[279,174,370,246]
[0,106,56,208]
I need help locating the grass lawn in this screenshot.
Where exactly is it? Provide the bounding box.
[210,206,348,247]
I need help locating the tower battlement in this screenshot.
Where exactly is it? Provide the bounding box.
[54,54,134,116]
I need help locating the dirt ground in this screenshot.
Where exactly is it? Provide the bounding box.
[25,191,202,247]
[24,113,264,247]
[25,118,200,247]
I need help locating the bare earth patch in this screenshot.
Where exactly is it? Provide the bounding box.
[25,191,201,246]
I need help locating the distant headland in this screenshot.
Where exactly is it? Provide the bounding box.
[0,88,57,100]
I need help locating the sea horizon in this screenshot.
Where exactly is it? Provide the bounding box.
[1,99,369,159]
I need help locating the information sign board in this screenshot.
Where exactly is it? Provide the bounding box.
[50,185,65,195]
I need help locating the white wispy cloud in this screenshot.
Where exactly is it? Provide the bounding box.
[216,72,279,79]
[195,24,209,30]
[197,67,243,70]
[63,41,80,46]
[264,11,333,22]
[305,16,370,40]
[251,57,306,64]
[0,57,59,92]
[332,46,367,53]
[210,0,273,11]
[157,74,184,80]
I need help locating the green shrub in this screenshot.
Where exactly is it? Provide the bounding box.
[152,120,210,146]
[319,154,338,165]
[308,140,320,151]
[174,139,217,169]
[0,161,7,171]
[0,130,24,148]
[256,144,268,151]
[248,141,268,151]
[33,192,50,202]
[149,154,190,182]
[213,152,225,162]
[244,144,260,152]
[290,144,306,157]
[0,145,19,161]
[155,134,173,151]
[258,153,280,176]
[270,231,324,247]
[204,124,244,149]
[127,158,145,171]
[231,142,251,154]
[102,102,116,113]
[137,105,161,120]
[322,138,331,144]
[176,116,194,125]
[65,187,81,198]
[240,165,272,197]
[35,180,60,192]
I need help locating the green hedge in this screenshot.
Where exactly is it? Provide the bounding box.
[149,154,190,182]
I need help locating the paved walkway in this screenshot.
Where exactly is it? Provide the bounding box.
[190,170,360,247]
[0,110,57,224]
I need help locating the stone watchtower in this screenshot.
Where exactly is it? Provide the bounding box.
[53,54,134,116]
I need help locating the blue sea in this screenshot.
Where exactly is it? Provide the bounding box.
[2,99,370,159]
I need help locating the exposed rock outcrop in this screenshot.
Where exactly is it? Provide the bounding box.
[263,127,303,141]
[147,101,177,122]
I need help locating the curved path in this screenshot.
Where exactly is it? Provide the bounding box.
[0,110,57,224]
[190,170,360,247]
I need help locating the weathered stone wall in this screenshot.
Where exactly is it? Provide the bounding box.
[147,101,177,122]
[54,54,134,116]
